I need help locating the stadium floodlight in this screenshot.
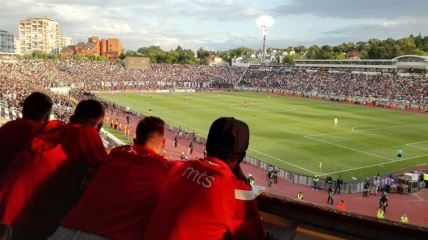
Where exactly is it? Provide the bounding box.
[256,15,274,64]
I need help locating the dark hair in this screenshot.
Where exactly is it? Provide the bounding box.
[72,99,105,123]
[22,92,53,121]
[135,116,165,145]
[206,117,249,163]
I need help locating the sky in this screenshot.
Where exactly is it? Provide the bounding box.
[1,0,427,51]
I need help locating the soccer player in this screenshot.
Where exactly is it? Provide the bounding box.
[397,147,403,160]
[0,92,53,177]
[143,117,268,240]
[0,99,107,240]
[334,118,338,127]
[49,117,171,240]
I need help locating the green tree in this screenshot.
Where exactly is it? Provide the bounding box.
[125,50,141,57]
[282,55,295,64]
[31,50,49,59]
[294,46,306,54]
[399,37,417,55]
[317,45,334,59]
[196,47,210,59]
[306,45,320,59]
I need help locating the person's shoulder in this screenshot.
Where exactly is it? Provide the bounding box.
[43,120,66,132]
[70,123,101,138]
[110,145,133,154]
[0,118,41,131]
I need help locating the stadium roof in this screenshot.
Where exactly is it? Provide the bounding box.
[393,55,428,62]
[295,59,393,62]
[295,55,428,62]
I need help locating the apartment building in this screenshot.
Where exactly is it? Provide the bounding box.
[19,17,60,55]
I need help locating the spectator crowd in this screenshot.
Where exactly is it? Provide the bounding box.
[240,66,428,111]
[2,60,428,113]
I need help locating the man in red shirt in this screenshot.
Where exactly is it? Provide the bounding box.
[143,117,268,240]
[48,116,171,240]
[0,92,53,177]
[0,99,107,240]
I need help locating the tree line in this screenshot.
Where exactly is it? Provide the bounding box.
[281,34,428,64]
[23,34,428,64]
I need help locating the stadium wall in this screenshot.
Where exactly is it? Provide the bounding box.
[259,192,428,240]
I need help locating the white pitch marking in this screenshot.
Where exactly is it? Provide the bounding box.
[351,124,375,132]
[247,148,316,174]
[307,122,428,138]
[406,145,428,151]
[405,140,428,145]
[405,140,428,151]
[304,135,389,161]
[320,153,428,176]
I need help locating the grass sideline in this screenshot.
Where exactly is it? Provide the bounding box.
[98,91,428,180]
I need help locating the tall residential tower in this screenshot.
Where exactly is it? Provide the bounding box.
[18,17,60,55]
[0,30,15,53]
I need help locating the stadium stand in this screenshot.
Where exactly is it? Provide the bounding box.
[1,59,428,239]
[1,59,428,113]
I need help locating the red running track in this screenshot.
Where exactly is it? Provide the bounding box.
[107,107,428,228]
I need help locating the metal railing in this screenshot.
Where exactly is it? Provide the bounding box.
[243,155,367,193]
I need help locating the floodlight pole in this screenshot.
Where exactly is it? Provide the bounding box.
[261,26,267,64]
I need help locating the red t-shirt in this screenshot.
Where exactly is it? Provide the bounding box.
[61,145,171,240]
[0,119,43,177]
[0,120,107,237]
[143,157,267,240]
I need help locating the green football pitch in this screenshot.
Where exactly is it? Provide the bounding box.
[97,91,428,180]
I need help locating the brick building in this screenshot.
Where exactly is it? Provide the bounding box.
[62,36,123,58]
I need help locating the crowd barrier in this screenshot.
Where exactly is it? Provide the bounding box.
[243,155,367,193]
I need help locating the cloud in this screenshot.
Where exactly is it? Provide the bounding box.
[130,0,264,21]
[0,0,427,51]
[272,0,428,19]
[322,17,428,41]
